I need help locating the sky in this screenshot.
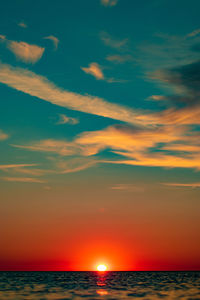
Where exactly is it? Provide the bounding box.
[0,0,200,271]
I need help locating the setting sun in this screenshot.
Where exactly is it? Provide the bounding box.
[97,264,107,271]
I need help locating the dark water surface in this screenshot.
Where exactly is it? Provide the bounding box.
[0,271,200,299]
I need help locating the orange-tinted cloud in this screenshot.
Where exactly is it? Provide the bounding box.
[81,62,104,80]
[44,35,59,50]
[101,0,118,7]
[0,129,9,140]
[7,41,44,63]
[2,177,46,183]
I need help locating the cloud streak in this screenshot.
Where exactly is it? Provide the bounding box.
[0,164,37,170]
[44,35,59,50]
[163,182,200,188]
[2,177,46,183]
[0,63,147,126]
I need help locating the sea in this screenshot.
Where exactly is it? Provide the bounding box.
[0,271,200,299]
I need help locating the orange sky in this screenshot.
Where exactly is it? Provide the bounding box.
[1,176,200,271]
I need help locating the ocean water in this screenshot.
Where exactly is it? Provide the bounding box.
[0,271,200,299]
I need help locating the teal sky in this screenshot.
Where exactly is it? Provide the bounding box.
[1,0,200,270]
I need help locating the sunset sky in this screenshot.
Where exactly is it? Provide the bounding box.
[0,0,200,271]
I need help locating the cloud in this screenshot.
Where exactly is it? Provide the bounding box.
[109,153,200,170]
[12,119,200,171]
[55,157,98,174]
[187,28,200,38]
[81,62,104,80]
[106,54,132,64]
[136,33,200,71]
[13,139,81,156]
[111,184,144,192]
[81,62,124,83]
[7,167,50,177]
[0,63,146,126]
[44,35,59,50]
[2,177,46,183]
[0,129,9,140]
[0,164,37,170]
[7,41,44,63]
[101,0,118,6]
[147,95,166,101]
[75,124,185,156]
[57,114,79,125]
[163,182,200,188]
[0,35,44,63]
[18,22,27,28]
[0,35,6,40]
[100,32,128,50]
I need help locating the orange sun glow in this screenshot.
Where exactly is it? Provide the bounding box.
[97,264,107,271]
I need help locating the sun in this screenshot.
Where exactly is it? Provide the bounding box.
[97,264,107,271]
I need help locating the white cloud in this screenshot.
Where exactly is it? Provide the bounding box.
[44,35,59,50]
[101,0,118,7]
[57,114,79,125]
[7,41,44,63]
[81,62,104,80]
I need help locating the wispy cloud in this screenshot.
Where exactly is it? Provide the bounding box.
[81,62,104,80]
[0,129,9,140]
[13,122,200,170]
[2,177,46,183]
[55,157,98,174]
[111,184,144,192]
[147,95,166,101]
[18,22,27,28]
[100,32,128,50]
[163,182,200,188]
[136,32,200,71]
[106,54,132,64]
[44,35,59,50]
[11,119,200,171]
[0,63,146,126]
[57,114,79,125]
[0,164,37,170]
[13,139,81,156]
[101,0,118,7]
[187,28,200,37]
[0,35,6,40]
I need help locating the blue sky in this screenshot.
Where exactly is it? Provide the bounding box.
[1,0,200,182]
[0,0,200,270]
